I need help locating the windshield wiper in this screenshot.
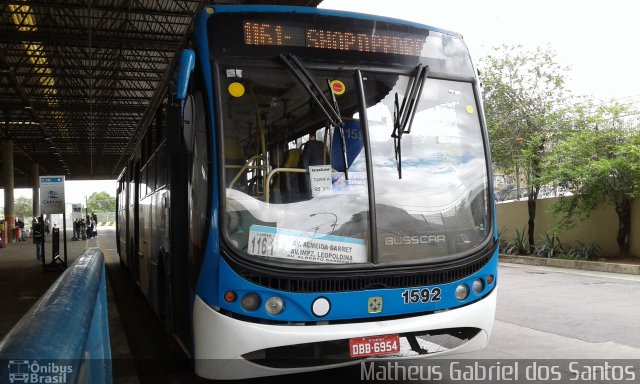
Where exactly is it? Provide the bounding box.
[280,53,349,179]
[392,64,429,179]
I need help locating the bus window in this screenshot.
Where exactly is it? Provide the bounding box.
[156,142,168,189]
[219,64,370,265]
[140,165,147,199]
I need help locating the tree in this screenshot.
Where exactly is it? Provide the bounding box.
[14,196,33,219]
[480,45,570,251]
[87,191,116,213]
[543,100,640,257]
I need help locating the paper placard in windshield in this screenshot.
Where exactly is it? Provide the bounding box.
[309,165,333,196]
[248,225,366,264]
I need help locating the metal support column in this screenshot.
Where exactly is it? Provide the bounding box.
[2,139,15,243]
[32,163,40,217]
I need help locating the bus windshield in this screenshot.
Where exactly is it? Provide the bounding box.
[364,73,489,262]
[219,60,490,266]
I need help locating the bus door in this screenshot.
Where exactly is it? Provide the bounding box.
[129,158,141,285]
[138,158,153,297]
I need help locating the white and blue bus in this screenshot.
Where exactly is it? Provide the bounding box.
[116,4,497,380]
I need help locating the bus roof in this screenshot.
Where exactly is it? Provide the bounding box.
[210,4,463,39]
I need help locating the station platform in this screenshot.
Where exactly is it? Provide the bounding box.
[0,229,94,335]
[0,228,137,383]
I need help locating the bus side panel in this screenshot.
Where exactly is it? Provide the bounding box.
[148,187,169,316]
[117,173,129,267]
[193,7,221,309]
[139,189,152,298]
[167,99,192,349]
[129,160,140,285]
[148,147,169,318]
[116,177,122,261]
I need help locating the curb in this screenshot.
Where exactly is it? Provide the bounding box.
[499,254,640,275]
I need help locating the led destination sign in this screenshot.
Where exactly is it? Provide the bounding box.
[243,21,426,56]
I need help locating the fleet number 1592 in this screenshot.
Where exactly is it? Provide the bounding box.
[401,287,441,304]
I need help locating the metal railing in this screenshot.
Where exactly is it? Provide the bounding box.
[0,248,111,384]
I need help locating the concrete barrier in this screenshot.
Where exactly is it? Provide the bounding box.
[0,248,111,384]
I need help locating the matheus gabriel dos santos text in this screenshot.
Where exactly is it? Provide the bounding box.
[360,361,637,382]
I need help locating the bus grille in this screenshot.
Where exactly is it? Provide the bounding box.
[237,252,493,293]
[242,327,480,368]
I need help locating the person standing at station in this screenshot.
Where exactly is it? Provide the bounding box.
[76,219,82,240]
[86,215,93,239]
[15,219,22,242]
[92,213,98,237]
[19,219,25,241]
[32,218,38,244]
[71,219,78,241]
[34,217,44,261]
[80,218,86,240]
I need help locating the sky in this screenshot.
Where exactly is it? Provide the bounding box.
[320,0,640,102]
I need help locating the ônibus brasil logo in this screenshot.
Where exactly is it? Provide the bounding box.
[7,360,72,384]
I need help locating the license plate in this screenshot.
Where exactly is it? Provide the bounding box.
[349,334,400,358]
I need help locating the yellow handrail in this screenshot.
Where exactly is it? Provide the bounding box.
[227,154,264,189]
[264,168,307,202]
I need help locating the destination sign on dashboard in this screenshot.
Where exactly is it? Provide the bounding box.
[243,21,426,56]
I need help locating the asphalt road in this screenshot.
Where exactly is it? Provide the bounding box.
[476,263,640,359]
[97,228,640,383]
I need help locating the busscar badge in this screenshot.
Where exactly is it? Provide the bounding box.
[368,297,382,313]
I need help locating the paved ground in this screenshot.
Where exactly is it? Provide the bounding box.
[98,227,192,384]
[457,263,640,359]
[0,228,99,337]
[2,228,640,383]
[487,264,640,357]
[0,225,137,383]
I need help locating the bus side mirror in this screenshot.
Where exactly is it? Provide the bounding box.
[177,49,196,152]
[176,49,195,101]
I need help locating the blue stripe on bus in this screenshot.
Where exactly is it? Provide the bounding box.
[216,249,498,322]
[194,8,221,309]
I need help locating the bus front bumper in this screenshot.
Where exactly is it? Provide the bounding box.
[194,288,496,380]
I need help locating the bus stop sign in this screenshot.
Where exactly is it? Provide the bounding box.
[40,176,65,214]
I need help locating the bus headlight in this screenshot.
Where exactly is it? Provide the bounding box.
[455,284,469,301]
[312,297,331,317]
[241,293,261,311]
[265,296,285,315]
[472,279,484,294]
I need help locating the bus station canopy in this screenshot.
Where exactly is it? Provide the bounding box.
[0,0,321,183]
